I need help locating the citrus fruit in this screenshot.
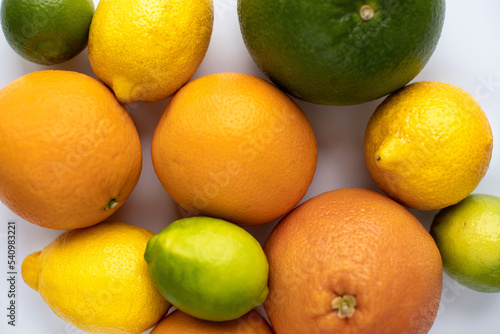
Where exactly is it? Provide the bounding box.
[264,188,443,334]
[21,221,170,334]
[144,217,269,322]
[0,70,142,230]
[1,0,94,65]
[238,0,445,105]
[150,309,274,334]
[88,0,213,104]
[364,81,493,211]
[151,72,317,226]
[431,194,500,292]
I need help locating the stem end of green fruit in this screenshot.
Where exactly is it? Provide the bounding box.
[360,5,375,21]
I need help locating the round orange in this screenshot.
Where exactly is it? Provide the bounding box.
[151,309,274,333]
[151,72,317,225]
[264,188,443,334]
[0,70,142,229]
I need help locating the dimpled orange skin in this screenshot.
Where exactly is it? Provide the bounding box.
[0,70,142,229]
[151,309,274,334]
[264,188,443,334]
[151,72,317,226]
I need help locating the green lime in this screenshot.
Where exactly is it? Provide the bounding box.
[430,194,500,292]
[144,217,269,321]
[238,0,445,105]
[1,0,94,65]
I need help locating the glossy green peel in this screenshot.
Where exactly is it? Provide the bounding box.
[145,216,269,321]
[238,0,445,105]
[1,0,94,65]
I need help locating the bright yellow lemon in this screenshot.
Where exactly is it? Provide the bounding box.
[22,221,170,334]
[364,81,493,210]
[88,0,213,104]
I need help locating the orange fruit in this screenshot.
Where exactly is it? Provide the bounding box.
[151,72,317,225]
[150,309,274,333]
[264,188,443,334]
[0,70,142,229]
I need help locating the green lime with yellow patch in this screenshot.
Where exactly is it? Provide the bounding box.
[431,194,500,292]
[1,0,94,65]
[145,216,269,321]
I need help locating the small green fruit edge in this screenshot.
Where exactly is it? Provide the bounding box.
[1,0,95,65]
[431,194,500,293]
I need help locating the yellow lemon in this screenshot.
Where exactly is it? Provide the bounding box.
[21,221,170,334]
[364,81,493,211]
[88,0,213,104]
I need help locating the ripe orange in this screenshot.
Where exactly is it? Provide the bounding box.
[0,70,142,229]
[151,72,317,225]
[264,188,443,334]
[150,309,274,333]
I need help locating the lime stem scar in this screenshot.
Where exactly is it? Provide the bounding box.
[332,295,357,318]
[360,5,375,21]
[104,199,118,211]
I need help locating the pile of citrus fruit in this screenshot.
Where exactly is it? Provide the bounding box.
[0,0,498,333]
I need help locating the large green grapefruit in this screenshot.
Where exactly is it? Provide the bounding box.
[238,0,445,106]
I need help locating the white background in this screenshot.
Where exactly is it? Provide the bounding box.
[1,0,500,333]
